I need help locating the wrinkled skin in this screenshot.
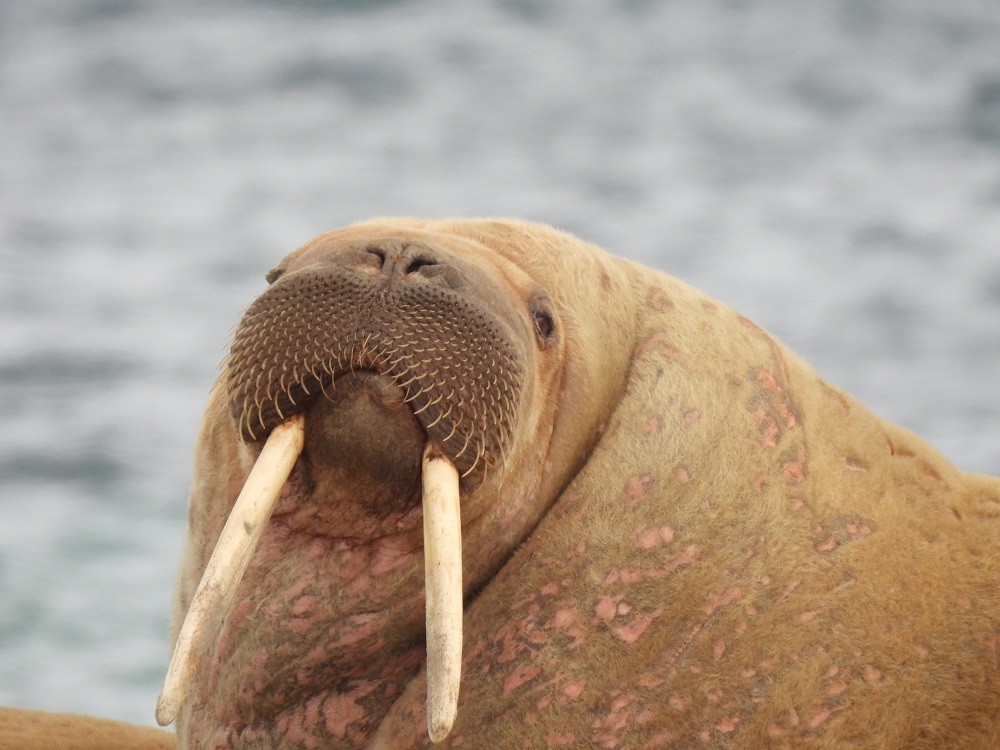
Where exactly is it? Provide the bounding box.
[171,219,1000,749]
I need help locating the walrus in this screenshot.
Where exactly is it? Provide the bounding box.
[0,707,175,750]
[160,219,1000,749]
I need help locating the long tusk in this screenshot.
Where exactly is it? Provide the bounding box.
[155,413,305,727]
[421,443,463,743]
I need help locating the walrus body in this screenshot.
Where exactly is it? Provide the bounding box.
[170,219,1000,749]
[0,707,175,750]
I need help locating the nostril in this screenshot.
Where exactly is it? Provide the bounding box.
[405,257,437,275]
[366,247,388,266]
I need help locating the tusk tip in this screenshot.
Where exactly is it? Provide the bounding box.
[427,709,457,744]
[154,692,179,727]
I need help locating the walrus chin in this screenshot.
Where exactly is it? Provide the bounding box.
[158,414,465,744]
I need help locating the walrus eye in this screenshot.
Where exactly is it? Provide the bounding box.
[265,267,285,285]
[530,301,555,344]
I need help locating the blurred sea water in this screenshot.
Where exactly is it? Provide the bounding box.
[1,0,999,727]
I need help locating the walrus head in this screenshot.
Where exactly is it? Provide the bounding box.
[160,221,637,749]
[229,237,544,483]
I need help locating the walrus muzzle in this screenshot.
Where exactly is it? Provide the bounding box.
[157,241,529,742]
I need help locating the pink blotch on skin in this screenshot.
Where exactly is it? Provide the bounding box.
[782,461,805,483]
[669,695,686,712]
[642,416,661,434]
[613,606,665,644]
[638,525,676,548]
[715,715,741,733]
[800,609,820,623]
[321,683,377,739]
[816,535,838,552]
[808,707,832,729]
[674,466,691,483]
[611,695,631,712]
[595,596,620,622]
[605,568,644,585]
[757,370,780,391]
[637,528,662,549]
[638,674,664,689]
[683,409,702,424]
[710,587,743,612]
[548,607,576,630]
[504,664,541,696]
[650,291,675,312]
[636,332,667,358]
[864,665,883,682]
[290,595,316,617]
[827,681,848,696]
[334,612,385,648]
[781,579,801,600]
[714,640,726,660]
[914,644,929,658]
[661,544,701,576]
[627,474,652,503]
[761,419,780,447]
[562,681,586,701]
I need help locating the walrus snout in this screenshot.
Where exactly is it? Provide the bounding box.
[227,237,527,478]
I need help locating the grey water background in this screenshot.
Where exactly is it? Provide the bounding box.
[2,0,999,728]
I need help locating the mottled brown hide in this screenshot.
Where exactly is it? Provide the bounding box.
[171,219,1000,749]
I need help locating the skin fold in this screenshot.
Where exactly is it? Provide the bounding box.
[170,219,1000,749]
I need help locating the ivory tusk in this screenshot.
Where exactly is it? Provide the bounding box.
[155,413,305,727]
[421,443,463,743]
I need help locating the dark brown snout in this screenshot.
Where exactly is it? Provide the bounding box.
[226,237,528,478]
